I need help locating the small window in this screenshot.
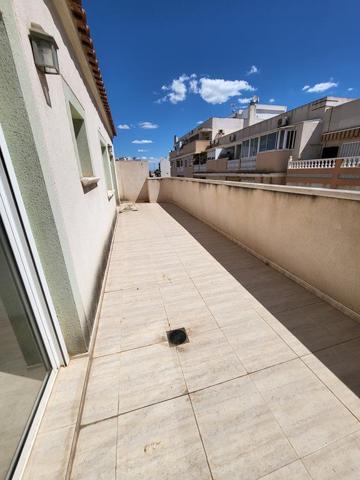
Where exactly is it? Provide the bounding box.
[278,130,285,149]
[241,140,250,158]
[250,137,259,156]
[259,135,267,152]
[285,129,297,149]
[267,132,277,150]
[100,141,113,194]
[69,103,93,177]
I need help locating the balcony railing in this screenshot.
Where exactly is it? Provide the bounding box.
[227,159,240,171]
[288,159,337,169]
[288,157,360,169]
[341,157,360,168]
[193,164,207,172]
[169,140,211,159]
[240,156,256,171]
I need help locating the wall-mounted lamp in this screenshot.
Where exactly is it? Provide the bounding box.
[29,24,59,74]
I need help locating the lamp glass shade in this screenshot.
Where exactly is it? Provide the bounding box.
[30,31,59,74]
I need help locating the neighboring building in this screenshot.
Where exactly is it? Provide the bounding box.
[160,157,171,177]
[287,98,360,190]
[170,96,360,189]
[169,99,287,178]
[0,0,118,476]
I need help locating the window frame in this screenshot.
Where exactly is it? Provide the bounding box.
[63,83,98,192]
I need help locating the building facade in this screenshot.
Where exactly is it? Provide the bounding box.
[0,0,118,476]
[169,100,287,178]
[287,98,360,189]
[170,96,360,189]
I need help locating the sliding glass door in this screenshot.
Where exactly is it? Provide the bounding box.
[0,127,66,479]
[0,218,51,478]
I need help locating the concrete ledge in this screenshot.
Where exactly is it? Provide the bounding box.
[161,177,360,201]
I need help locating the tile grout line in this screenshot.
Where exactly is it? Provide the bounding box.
[171,334,215,480]
[80,392,190,429]
[298,353,360,424]
[64,211,119,480]
[188,393,215,480]
[300,425,360,464]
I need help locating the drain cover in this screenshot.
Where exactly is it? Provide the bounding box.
[166,328,188,346]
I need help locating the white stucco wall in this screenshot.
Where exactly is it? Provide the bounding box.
[1,0,117,345]
[160,158,171,177]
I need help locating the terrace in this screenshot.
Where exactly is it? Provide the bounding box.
[23,180,360,479]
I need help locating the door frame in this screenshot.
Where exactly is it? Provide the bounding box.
[0,125,69,478]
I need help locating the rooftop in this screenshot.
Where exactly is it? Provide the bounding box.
[24,201,360,479]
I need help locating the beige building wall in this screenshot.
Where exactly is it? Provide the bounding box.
[148,178,360,319]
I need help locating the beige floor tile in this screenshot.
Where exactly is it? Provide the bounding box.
[40,357,88,432]
[302,339,360,420]
[169,306,219,335]
[23,425,74,480]
[206,295,257,327]
[116,396,211,480]
[256,306,311,357]
[160,281,202,305]
[303,430,360,480]
[71,418,117,480]
[274,302,360,354]
[222,310,296,373]
[118,342,187,414]
[177,328,246,392]
[94,317,122,357]
[259,460,311,479]
[82,354,121,425]
[191,377,297,480]
[251,359,359,457]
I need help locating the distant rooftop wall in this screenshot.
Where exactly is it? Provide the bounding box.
[116,160,149,201]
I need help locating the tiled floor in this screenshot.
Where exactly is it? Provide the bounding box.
[71,203,360,479]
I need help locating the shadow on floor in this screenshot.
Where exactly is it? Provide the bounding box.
[160,203,360,400]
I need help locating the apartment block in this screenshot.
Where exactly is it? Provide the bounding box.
[169,100,287,177]
[171,96,360,190]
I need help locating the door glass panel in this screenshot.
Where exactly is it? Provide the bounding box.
[0,217,50,478]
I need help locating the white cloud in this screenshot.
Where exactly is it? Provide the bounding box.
[196,120,203,124]
[238,97,252,105]
[269,98,275,103]
[157,74,255,105]
[247,65,259,75]
[138,149,147,152]
[139,121,159,129]
[189,78,199,94]
[199,78,255,104]
[348,87,354,92]
[132,139,153,144]
[118,124,130,129]
[303,81,338,93]
[160,74,189,104]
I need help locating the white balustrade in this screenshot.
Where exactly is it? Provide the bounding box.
[288,158,337,169]
[341,157,360,168]
[288,157,360,169]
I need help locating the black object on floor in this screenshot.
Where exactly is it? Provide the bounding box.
[166,328,188,346]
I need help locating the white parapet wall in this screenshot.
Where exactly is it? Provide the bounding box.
[147,177,360,319]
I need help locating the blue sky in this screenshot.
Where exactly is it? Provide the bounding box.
[84,0,359,169]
